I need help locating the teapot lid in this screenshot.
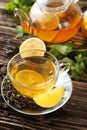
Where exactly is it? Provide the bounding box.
[37,0,73,13]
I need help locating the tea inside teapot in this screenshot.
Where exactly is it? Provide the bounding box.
[14,0,82,44]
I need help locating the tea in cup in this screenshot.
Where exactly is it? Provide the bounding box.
[7,50,63,106]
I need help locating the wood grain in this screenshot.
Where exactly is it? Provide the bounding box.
[0,1,87,130]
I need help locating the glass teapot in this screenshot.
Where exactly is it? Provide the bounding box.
[14,0,82,44]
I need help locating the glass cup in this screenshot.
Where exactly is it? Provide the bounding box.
[7,49,59,99]
[7,49,70,112]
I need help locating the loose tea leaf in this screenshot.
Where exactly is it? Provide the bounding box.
[3,76,45,112]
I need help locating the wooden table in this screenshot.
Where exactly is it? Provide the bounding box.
[0,1,87,130]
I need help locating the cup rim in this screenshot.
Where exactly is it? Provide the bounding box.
[7,49,59,90]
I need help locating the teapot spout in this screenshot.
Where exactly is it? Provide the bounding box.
[14,8,33,34]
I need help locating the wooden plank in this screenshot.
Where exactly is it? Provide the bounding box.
[0,1,87,130]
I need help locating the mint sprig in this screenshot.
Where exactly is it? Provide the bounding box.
[4,0,35,14]
[48,43,87,80]
[16,25,25,38]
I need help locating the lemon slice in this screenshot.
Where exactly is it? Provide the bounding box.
[30,3,59,30]
[37,13,59,30]
[19,37,46,58]
[81,16,87,30]
[81,16,87,37]
[15,70,45,85]
[33,86,64,108]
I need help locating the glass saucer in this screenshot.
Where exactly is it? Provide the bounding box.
[1,72,73,115]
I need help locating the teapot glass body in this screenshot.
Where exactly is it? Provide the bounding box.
[15,0,82,44]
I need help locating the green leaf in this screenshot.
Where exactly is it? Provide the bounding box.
[71,69,80,80]
[62,57,74,66]
[79,62,85,70]
[13,0,19,4]
[16,25,24,38]
[16,32,24,38]
[16,25,24,32]
[85,58,87,64]
[18,0,35,6]
[75,54,83,63]
[49,45,62,58]
[4,1,17,12]
[49,43,75,56]
[4,0,35,14]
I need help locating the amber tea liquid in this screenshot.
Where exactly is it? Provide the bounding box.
[10,56,58,98]
[22,1,82,43]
